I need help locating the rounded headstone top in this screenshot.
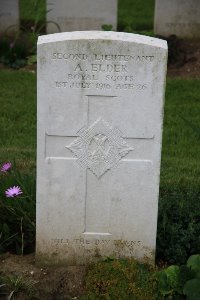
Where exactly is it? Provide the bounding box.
[38,31,167,49]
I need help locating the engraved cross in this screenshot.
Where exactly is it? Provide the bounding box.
[45,94,154,236]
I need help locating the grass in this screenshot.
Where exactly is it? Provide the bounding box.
[20,0,46,27]
[0,70,36,171]
[81,258,159,300]
[118,0,155,32]
[161,78,200,188]
[0,275,37,299]
[80,255,200,299]
[0,71,199,188]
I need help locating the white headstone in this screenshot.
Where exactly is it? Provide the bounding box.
[0,0,19,34]
[154,0,200,38]
[46,0,117,33]
[36,31,167,265]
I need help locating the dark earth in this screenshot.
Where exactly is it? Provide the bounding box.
[166,37,200,78]
[0,253,86,299]
[0,36,199,300]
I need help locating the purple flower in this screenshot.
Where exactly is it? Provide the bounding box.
[1,162,12,173]
[9,42,14,49]
[5,186,23,198]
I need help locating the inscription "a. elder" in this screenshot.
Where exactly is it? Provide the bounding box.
[74,63,127,72]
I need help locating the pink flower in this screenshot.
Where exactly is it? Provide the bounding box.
[5,186,23,198]
[1,162,12,172]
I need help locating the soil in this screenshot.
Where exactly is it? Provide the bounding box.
[166,36,200,78]
[0,253,86,299]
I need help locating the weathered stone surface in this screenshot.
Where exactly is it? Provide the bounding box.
[0,0,19,33]
[154,0,200,38]
[46,0,117,33]
[36,31,167,265]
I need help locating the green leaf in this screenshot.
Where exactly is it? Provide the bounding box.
[165,265,180,289]
[2,223,10,236]
[183,279,200,299]
[101,24,113,31]
[195,272,200,279]
[156,271,172,295]
[27,54,37,65]
[179,265,195,287]
[187,255,200,273]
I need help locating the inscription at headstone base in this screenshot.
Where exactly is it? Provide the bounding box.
[46,0,117,33]
[154,0,200,38]
[36,31,167,265]
[0,0,19,34]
